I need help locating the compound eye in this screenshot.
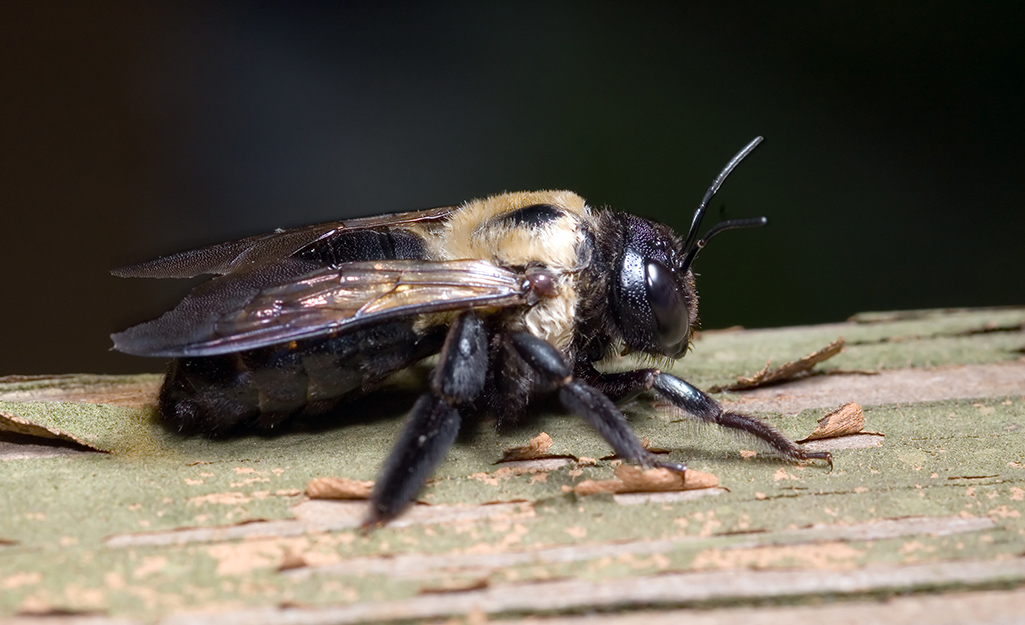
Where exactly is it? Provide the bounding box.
[645,260,689,350]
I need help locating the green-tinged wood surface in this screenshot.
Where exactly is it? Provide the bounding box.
[1,308,1024,623]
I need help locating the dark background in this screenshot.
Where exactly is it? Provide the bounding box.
[3,2,1024,375]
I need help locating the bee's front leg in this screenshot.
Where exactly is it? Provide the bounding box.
[651,373,832,467]
[365,312,489,528]
[579,365,831,468]
[508,333,685,473]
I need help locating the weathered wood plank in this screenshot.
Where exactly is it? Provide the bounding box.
[1,307,1023,622]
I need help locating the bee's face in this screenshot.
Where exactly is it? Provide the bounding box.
[612,215,697,360]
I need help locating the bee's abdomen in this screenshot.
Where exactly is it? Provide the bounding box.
[295,228,429,265]
[159,226,441,435]
[160,320,444,435]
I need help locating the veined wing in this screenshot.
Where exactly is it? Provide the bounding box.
[111,259,530,357]
[111,205,459,279]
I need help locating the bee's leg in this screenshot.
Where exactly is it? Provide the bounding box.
[577,365,658,403]
[579,365,830,466]
[509,333,684,473]
[364,394,459,528]
[364,312,489,528]
[652,373,832,467]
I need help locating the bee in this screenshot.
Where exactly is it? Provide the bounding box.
[112,137,831,526]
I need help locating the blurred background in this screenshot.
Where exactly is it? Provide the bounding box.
[3,2,1023,375]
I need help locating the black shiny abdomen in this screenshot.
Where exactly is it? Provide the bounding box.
[295,228,428,265]
[159,227,440,435]
[161,321,446,435]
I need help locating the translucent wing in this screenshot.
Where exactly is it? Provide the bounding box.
[111,205,459,279]
[112,259,530,357]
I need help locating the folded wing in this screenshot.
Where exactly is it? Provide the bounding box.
[112,259,530,357]
[111,205,459,279]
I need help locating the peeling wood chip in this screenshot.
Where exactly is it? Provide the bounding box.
[708,337,845,392]
[499,432,555,462]
[797,402,884,444]
[278,549,308,571]
[306,477,374,500]
[800,402,864,441]
[574,465,718,495]
[0,409,106,452]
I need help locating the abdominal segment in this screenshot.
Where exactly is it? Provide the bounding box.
[159,320,445,435]
[158,225,442,435]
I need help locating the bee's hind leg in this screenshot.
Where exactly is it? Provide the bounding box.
[508,332,684,473]
[364,312,489,528]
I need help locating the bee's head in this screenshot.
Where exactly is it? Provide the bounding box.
[612,216,696,359]
[610,137,769,361]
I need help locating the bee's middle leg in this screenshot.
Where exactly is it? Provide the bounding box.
[365,312,489,527]
[508,332,685,473]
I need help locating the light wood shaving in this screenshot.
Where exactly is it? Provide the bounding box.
[798,402,883,443]
[709,337,845,392]
[574,465,718,495]
[499,432,555,462]
[306,477,374,500]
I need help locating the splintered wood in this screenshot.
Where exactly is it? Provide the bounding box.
[798,402,882,443]
[0,409,105,452]
[306,477,374,500]
[499,432,555,462]
[709,337,845,392]
[573,465,718,496]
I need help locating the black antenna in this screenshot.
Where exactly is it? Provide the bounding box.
[680,137,767,272]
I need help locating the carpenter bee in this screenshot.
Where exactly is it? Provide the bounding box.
[112,137,831,526]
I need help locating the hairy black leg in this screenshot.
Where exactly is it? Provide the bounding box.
[652,373,832,467]
[365,395,460,527]
[365,312,489,527]
[577,364,658,402]
[509,333,684,472]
